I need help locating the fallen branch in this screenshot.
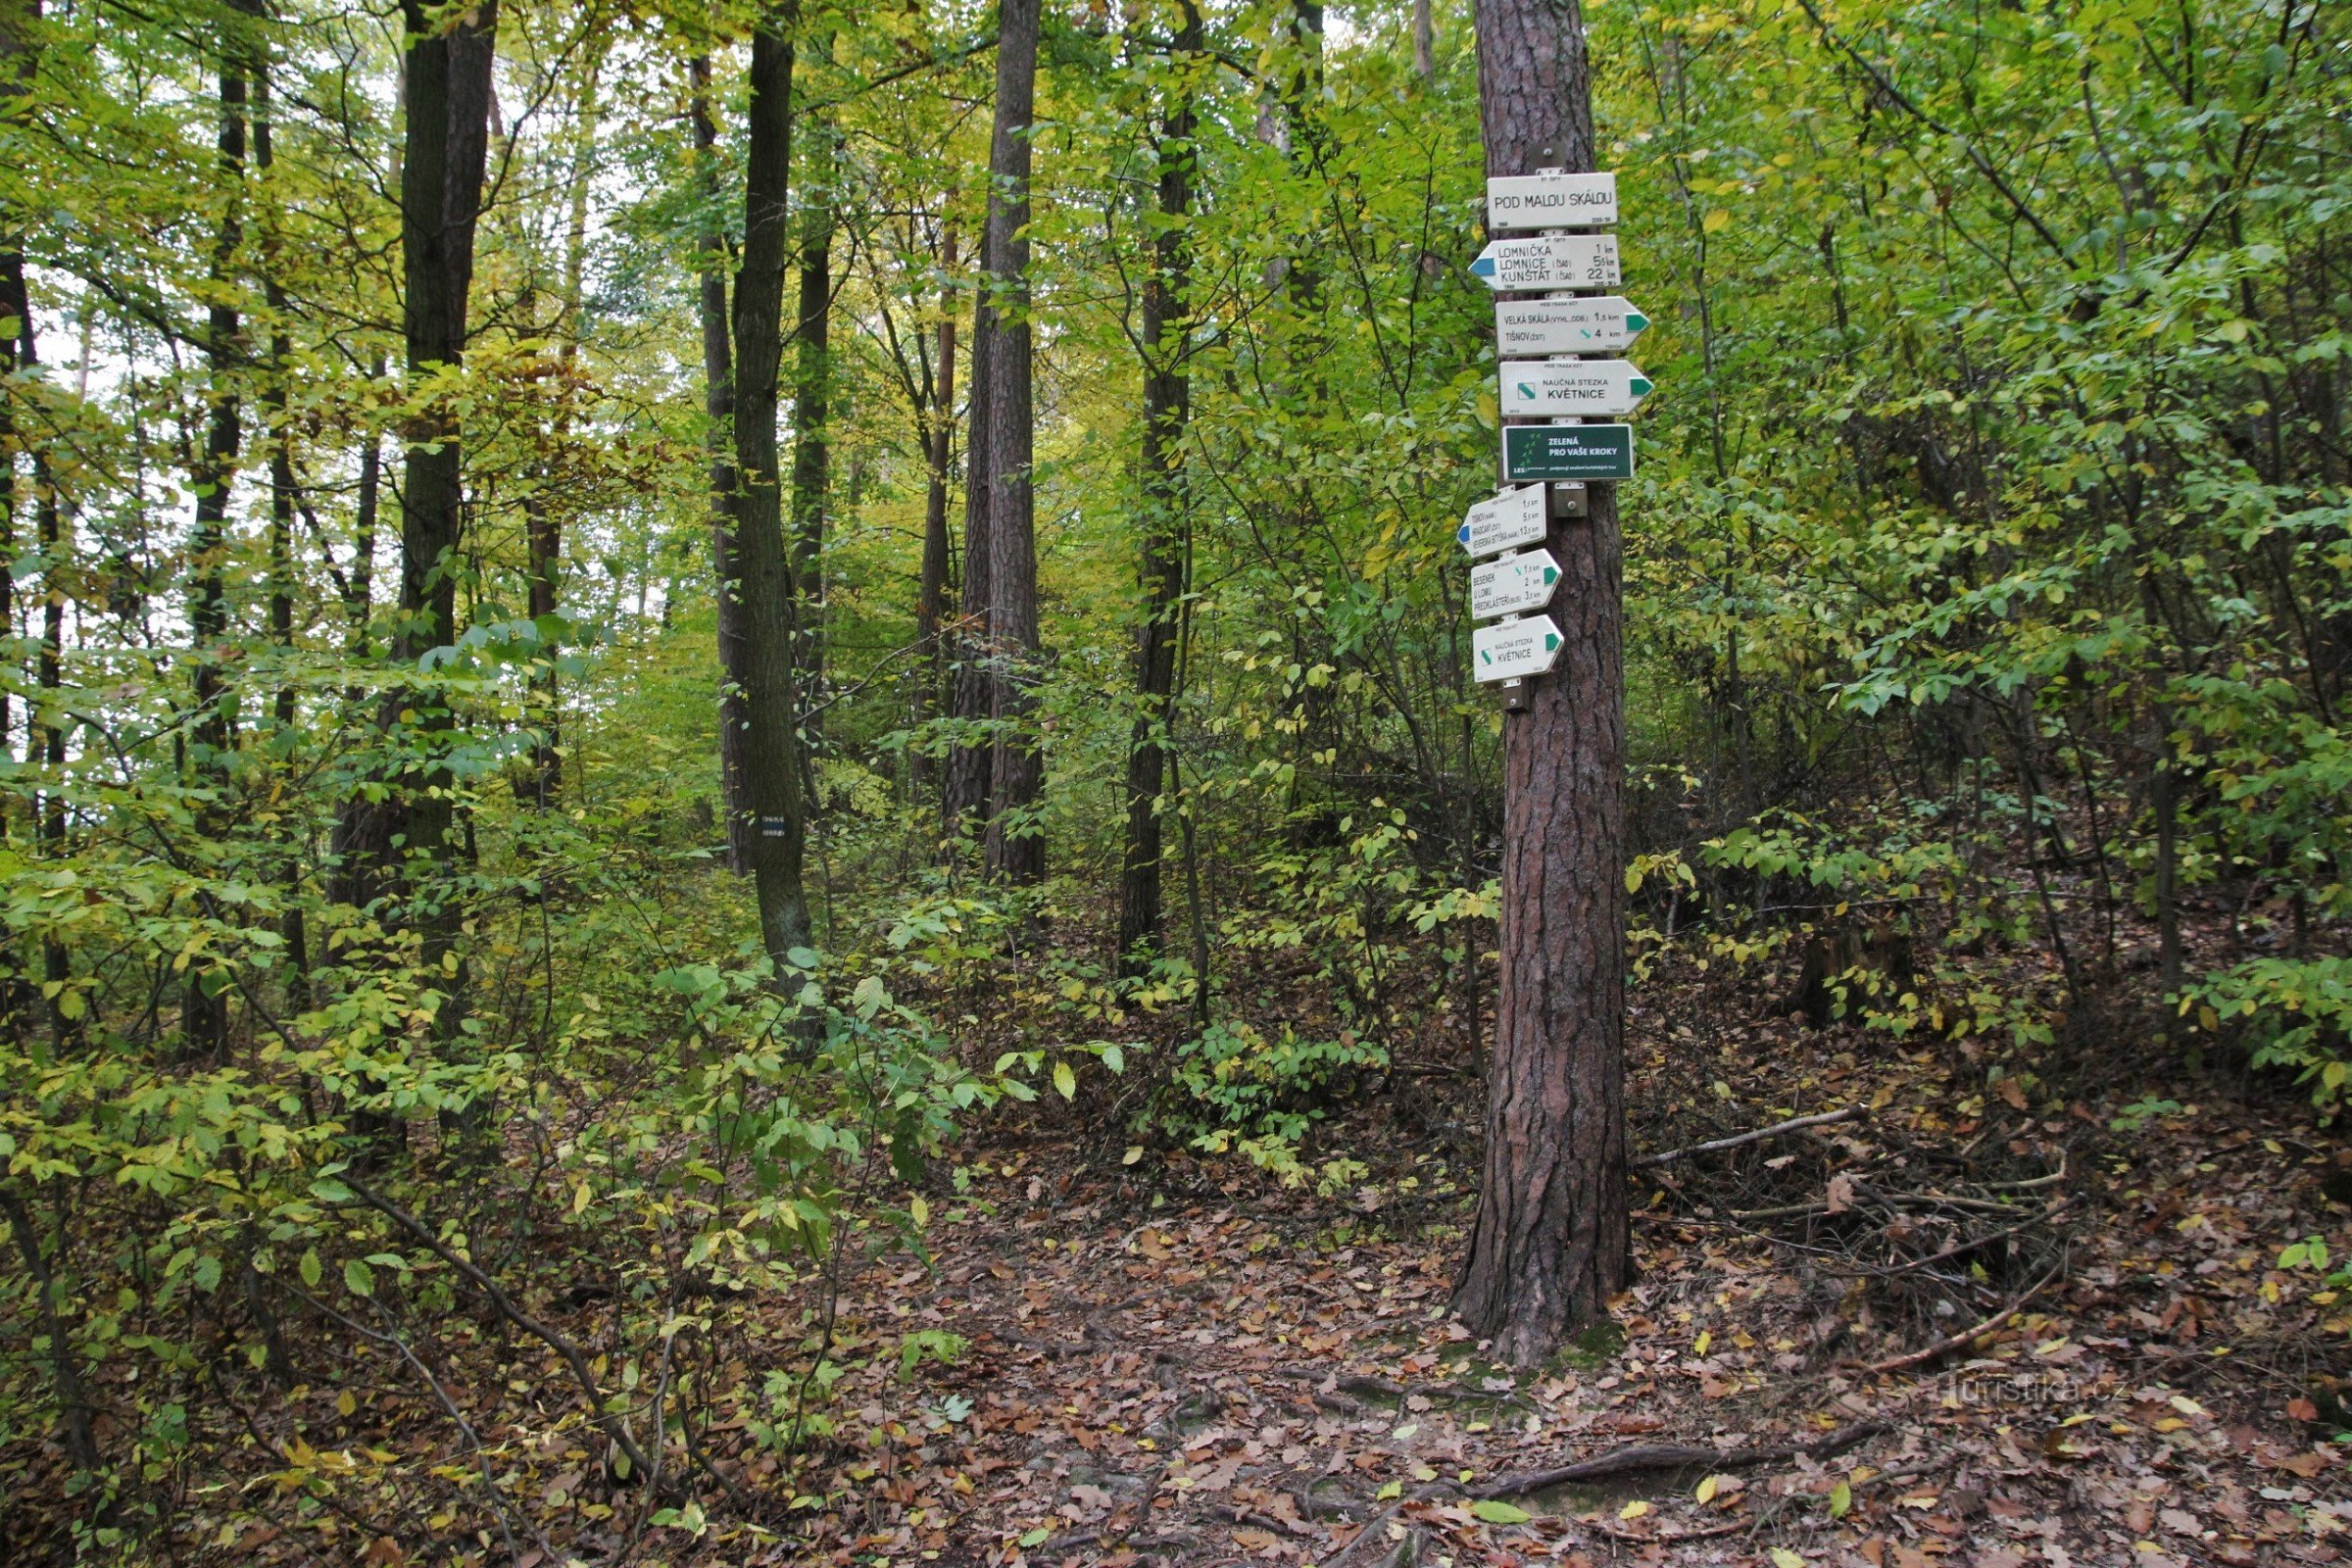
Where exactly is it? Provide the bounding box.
[1320,1420,1888,1566]
[1639,1106,1860,1168]
[1472,1417,1889,1495]
[1858,1261,2064,1375]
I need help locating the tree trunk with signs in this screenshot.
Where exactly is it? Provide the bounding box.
[983,0,1045,884]
[1452,0,1633,1368]
[729,13,816,970]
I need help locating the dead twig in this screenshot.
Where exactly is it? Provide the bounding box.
[1639,1106,1861,1168]
[1857,1261,2065,1375]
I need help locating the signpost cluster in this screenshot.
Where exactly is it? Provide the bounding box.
[1462,167,1648,700]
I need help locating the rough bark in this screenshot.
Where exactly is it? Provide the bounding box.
[691,57,754,875]
[1116,9,1200,971]
[729,11,816,969]
[983,0,1045,884]
[1452,0,1632,1368]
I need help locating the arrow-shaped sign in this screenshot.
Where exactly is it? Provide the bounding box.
[1499,359,1653,418]
[1469,234,1621,292]
[1456,485,1548,559]
[1473,615,1566,683]
[1486,172,1618,230]
[1469,549,1562,621]
[1495,296,1648,356]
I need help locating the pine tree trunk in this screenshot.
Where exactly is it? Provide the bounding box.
[692,57,754,875]
[729,11,816,969]
[1117,9,1200,971]
[1451,0,1632,1368]
[983,0,1045,884]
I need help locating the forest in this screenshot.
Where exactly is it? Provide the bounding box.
[2,0,2349,1562]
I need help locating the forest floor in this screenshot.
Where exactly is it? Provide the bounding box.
[20,946,2352,1568]
[699,955,2352,1568]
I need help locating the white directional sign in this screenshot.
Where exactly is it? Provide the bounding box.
[1469,549,1561,621]
[1486,172,1618,230]
[1456,485,1547,559]
[1495,296,1648,356]
[1469,233,1621,292]
[1499,359,1653,418]
[1473,615,1565,683]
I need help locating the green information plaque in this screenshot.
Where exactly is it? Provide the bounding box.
[1501,423,1635,482]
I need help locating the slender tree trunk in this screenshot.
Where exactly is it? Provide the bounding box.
[36,447,70,1048]
[945,238,997,836]
[334,1,498,923]
[1452,0,1633,1367]
[2150,711,2181,995]
[0,0,31,775]
[1117,8,1200,973]
[983,0,1045,885]
[789,77,835,745]
[1413,0,1435,81]
[3,1195,100,1479]
[692,56,754,875]
[182,28,249,1061]
[348,362,380,658]
[252,49,312,1011]
[730,10,816,968]
[522,52,598,811]
[913,224,957,808]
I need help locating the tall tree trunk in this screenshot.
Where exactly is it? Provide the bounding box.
[913,223,957,808]
[692,56,754,875]
[252,47,312,1011]
[1413,0,1435,81]
[945,237,996,836]
[347,359,381,659]
[1116,8,1200,972]
[523,51,598,810]
[182,25,249,1061]
[1452,0,1632,1367]
[332,0,497,920]
[789,76,835,746]
[0,0,30,777]
[730,10,816,969]
[982,0,1045,885]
